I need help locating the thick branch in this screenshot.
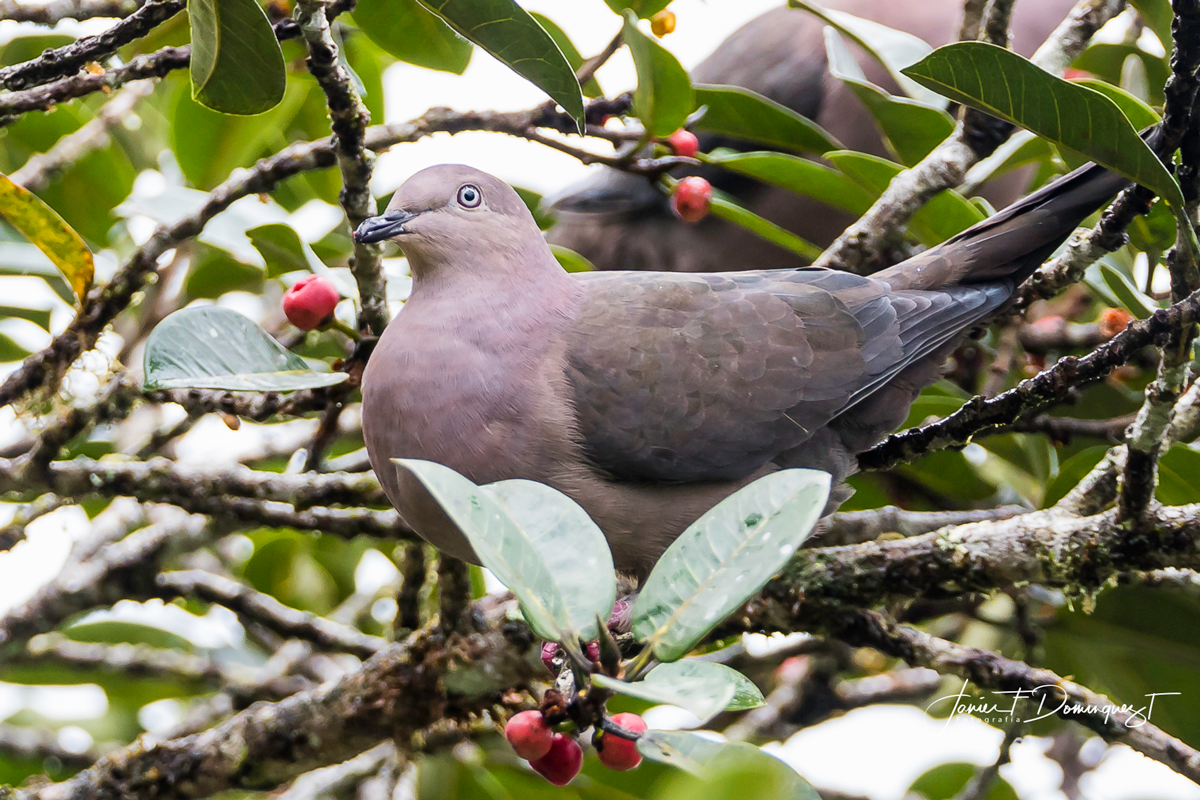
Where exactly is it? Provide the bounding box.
[0,0,144,24]
[156,570,387,659]
[16,617,538,800]
[296,0,387,337]
[0,0,184,91]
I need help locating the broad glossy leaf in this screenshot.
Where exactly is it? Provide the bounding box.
[624,11,693,138]
[1076,80,1160,131]
[530,13,602,98]
[183,243,263,300]
[694,85,840,155]
[342,30,390,124]
[394,462,616,642]
[248,223,327,277]
[188,0,286,115]
[824,29,953,166]
[592,672,735,723]
[902,43,1188,228]
[632,469,830,662]
[418,0,585,133]
[549,243,596,272]
[824,151,985,245]
[143,306,347,391]
[0,173,92,302]
[1099,264,1157,319]
[604,0,672,18]
[707,151,873,215]
[485,478,616,642]
[644,660,765,711]
[353,0,472,75]
[709,191,822,262]
[791,0,942,107]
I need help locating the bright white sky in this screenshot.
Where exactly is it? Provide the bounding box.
[0,3,1198,799]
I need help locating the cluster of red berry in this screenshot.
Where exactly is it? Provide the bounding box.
[504,709,647,786]
[660,130,713,224]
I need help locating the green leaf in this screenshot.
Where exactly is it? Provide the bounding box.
[644,660,765,711]
[1076,80,1161,131]
[639,730,818,800]
[631,469,830,662]
[0,173,92,302]
[1043,445,1110,508]
[1099,264,1157,319]
[485,478,617,642]
[707,151,873,216]
[0,305,51,331]
[1157,444,1200,505]
[604,0,672,18]
[247,223,328,278]
[187,0,286,115]
[549,243,596,272]
[1129,0,1173,53]
[352,0,472,75]
[1073,43,1168,108]
[0,332,30,363]
[694,85,841,155]
[624,11,693,138]
[392,461,616,643]
[636,730,735,776]
[530,13,602,98]
[1042,585,1200,747]
[901,42,1194,251]
[417,0,585,133]
[823,29,954,166]
[143,306,348,391]
[824,151,985,245]
[592,672,735,723]
[909,763,1020,800]
[709,191,823,262]
[0,242,74,303]
[183,242,263,300]
[790,0,942,107]
[173,71,313,190]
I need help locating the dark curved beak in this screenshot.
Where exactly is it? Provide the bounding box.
[354,210,418,244]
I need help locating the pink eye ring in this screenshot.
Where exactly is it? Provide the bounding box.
[457,184,482,208]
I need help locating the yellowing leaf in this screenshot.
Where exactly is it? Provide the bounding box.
[0,173,93,303]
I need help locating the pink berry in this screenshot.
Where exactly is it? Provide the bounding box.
[665,129,699,158]
[505,710,553,761]
[283,275,339,331]
[530,733,583,786]
[671,177,712,223]
[596,713,646,771]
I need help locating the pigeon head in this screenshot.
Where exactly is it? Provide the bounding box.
[354,165,543,276]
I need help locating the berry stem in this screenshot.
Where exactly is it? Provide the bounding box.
[327,318,362,342]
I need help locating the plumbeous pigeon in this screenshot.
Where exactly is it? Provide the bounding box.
[546,0,1078,273]
[354,141,1149,577]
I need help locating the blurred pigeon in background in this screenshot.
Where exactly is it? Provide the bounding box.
[546,0,1080,273]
